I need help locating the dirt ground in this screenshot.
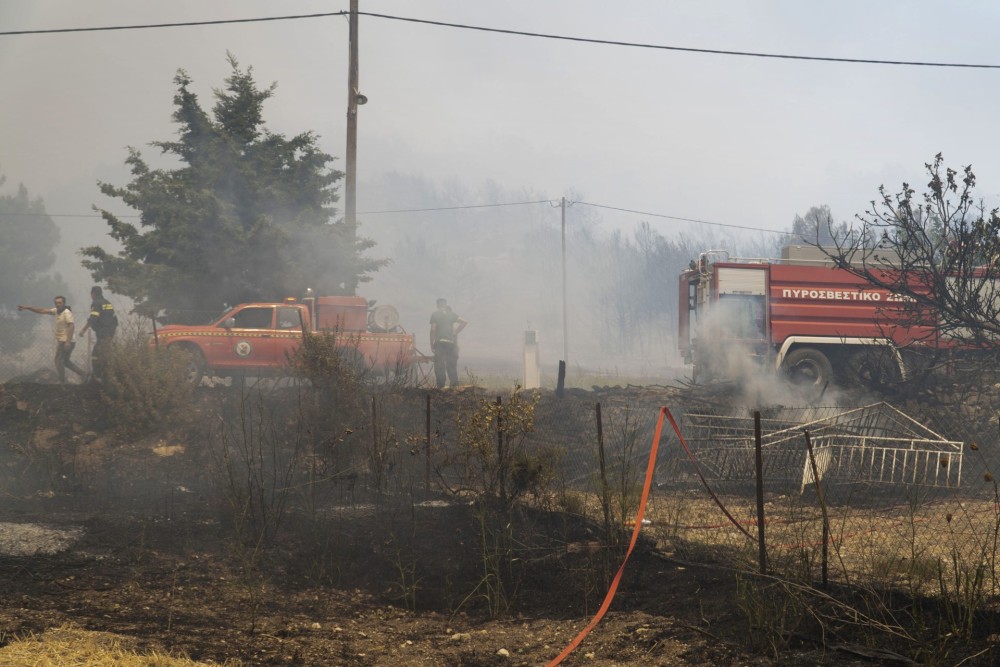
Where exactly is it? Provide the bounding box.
[0,381,978,666]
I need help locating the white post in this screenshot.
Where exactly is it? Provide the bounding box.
[523,330,541,389]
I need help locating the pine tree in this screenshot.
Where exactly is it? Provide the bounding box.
[82,54,383,323]
[0,179,67,354]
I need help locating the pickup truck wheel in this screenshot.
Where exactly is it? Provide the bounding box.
[179,347,206,385]
[782,348,833,389]
[338,348,367,378]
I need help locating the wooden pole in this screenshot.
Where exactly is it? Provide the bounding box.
[425,392,431,494]
[496,395,505,504]
[596,402,611,542]
[754,411,767,575]
[561,196,568,367]
[345,0,360,292]
[371,395,378,450]
[804,429,830,588]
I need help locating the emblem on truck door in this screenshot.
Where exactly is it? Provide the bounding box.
[235,340,253,358]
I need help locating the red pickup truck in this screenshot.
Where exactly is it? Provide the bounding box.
[154,295,415,384]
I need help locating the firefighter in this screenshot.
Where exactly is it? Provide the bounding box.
[78,286,118,382]
[429,298,467,388]
[18,296,88,383]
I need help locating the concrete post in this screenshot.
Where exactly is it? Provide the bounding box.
[523,330,540,389]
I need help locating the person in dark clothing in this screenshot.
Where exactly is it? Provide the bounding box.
[429,298,467,388]
[78,286,117,381]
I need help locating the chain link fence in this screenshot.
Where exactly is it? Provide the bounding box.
[364,385,1000,609]
[9,330,998,610]
[494,389,999,616]
[648,400,996,585]
[0,310,196,384]
[1,328,96,383]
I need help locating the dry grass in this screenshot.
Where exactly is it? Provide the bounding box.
[640,489,1000,594]
[0,625,241,667]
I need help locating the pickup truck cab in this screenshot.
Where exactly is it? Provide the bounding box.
[154,295,415,384]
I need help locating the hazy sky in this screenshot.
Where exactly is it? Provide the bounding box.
[5,1,1000,308]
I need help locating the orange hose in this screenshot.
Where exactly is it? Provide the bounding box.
[545,407,666,666]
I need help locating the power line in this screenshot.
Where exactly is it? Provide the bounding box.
[19,199,555,219]
[358,12,1000,69]
[576,201,792,236]
[45,213,135,219]
[357,200,554,214]
[2,10,999,70]
[16,200,794,236]
[0,12,346,36]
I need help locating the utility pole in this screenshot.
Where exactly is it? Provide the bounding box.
[561,196,568,366]
[344,0,360,292]
[556,196,569,397]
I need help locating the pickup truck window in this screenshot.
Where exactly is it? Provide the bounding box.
[231,307,274,329]
[277,307,302,330]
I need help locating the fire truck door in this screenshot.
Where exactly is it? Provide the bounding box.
[222,306,279,369]
[272,306,305,366]
[715,267,767,343]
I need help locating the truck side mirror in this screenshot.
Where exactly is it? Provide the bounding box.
[223,317,236,329]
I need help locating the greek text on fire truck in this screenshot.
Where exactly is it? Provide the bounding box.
[781,288,916,303]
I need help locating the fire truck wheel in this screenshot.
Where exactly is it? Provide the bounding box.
[847,347,901,389]
[178,346,206,385]
[782,348,833,388]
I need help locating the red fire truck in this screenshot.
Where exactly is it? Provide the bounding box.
[154,294,416,384]
[677,246,942,388]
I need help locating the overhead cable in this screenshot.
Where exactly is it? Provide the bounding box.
[25,199,555,219]
[2,10,999,69]
[576,201,792,236]
[357,199,554,214]
[358,12,1000,69]
[0,12,346,36]
[21,201,794,236]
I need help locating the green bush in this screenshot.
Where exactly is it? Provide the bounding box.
[289,332,365,398]
[452,388,548,509]
[98,318,194,435]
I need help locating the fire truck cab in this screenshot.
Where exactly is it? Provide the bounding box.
[678,246,936,388]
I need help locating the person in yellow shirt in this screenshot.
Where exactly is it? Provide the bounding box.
[18,295,87,383]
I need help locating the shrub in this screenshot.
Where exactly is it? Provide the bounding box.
[451,388,549,509]
[442,388,557,617]
[289,331,365,402]
[97,316,194,435]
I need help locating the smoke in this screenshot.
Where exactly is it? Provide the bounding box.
[356,174,710,381]
[691,297,855,409]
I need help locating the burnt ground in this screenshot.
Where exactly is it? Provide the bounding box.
[0,381,987,666]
